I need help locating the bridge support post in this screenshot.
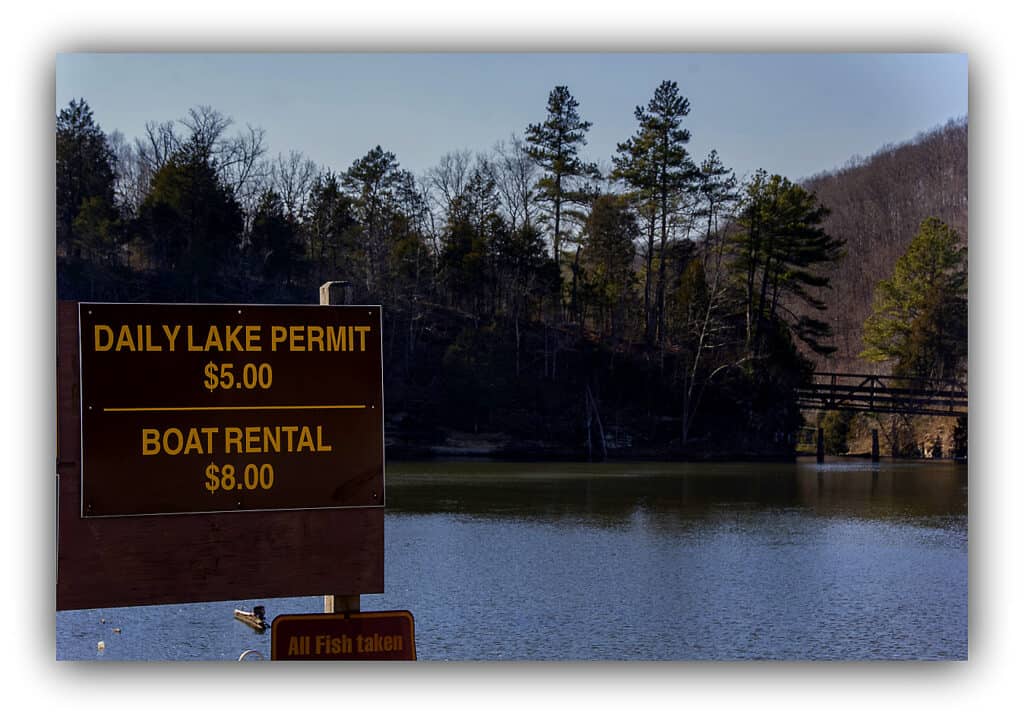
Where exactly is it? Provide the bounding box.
[816,427,825,464]
[871,429,880,462]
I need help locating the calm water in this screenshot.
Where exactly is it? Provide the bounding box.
[56,458,968,661]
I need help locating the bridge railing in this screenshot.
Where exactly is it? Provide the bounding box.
[796,372,967,417]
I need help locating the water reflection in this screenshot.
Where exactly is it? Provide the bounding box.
[386,458,967,527]
[380,459,967,660]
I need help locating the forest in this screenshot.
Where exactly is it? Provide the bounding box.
[56,85,967,459]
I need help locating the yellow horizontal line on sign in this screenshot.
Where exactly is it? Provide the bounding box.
[103,405,367,412]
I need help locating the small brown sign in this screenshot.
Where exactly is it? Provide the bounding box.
[271,611,416,661]
[77,302,384,517]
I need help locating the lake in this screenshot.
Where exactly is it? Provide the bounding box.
[56,458,968,661]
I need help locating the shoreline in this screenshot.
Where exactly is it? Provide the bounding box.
[385,441,967,464]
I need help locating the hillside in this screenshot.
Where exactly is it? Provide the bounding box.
[801,117,968,375]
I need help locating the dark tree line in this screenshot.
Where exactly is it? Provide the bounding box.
[57,86,867,457]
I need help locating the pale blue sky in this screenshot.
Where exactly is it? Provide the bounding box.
[56,53,967,183]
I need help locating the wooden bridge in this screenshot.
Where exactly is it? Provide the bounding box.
[797,372,967,417]
[796,372,967,461]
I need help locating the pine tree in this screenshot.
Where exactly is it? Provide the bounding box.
[861,217,967,379]
[612,81,697,344]
[249,189,303,289]
[342,146,406,298]
[56,99,118,263]
[732,170,845,358]
[305,171,359,281]
[695,150,739,247]
[525,86,599,293]
[579,194,638,338]
[135,136,243,300]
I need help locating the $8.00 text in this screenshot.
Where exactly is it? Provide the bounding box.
[204,463,275,493]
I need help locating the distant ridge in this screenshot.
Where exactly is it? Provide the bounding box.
[801,117,968,373]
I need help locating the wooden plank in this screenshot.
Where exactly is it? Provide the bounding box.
[56,302,384,611]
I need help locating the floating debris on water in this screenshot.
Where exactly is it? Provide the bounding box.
[233,606,267,633]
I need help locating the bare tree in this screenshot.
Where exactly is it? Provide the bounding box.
[492,134,538,231]
[107,130,149,216]
[271,150,317,220]
[131,107,269,212]
[679,215,743,442]
[416,171,445,259]
[181,105,232,154]
[218,124,268,210]
[425,149,474,225]
[135,120,180,176]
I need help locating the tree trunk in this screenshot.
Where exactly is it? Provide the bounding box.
[571,244,582,325]
[643,216,655,344]
[587,384,607,461]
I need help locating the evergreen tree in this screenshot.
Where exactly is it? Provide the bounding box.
[487,220,560,376]
[134,136,243,300]
[387,170,434,307]
[612,120,659,342]
[305,171,359,282]
[56,99,119,263]
[579,194,638,338]
[439,167,500,313]
[248,189,303,289]
[342,146,423,301]
[695,150,739,247]
[861,217,967,379]
[525,86,600,289]
[732,170,845,358]
[613,81,698,344]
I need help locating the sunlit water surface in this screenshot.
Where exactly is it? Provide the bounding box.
[57,458,967,661]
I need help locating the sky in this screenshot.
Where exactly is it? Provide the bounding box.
[56,53,967,185]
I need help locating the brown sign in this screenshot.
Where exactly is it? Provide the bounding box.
[57,303,384,610]
[271,611,416,661]
[77,302,384,517]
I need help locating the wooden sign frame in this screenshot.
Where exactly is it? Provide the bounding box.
[56,301,384,611]
[76,301,385,518]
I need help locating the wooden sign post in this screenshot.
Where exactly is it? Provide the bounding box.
[321,281,360,614]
